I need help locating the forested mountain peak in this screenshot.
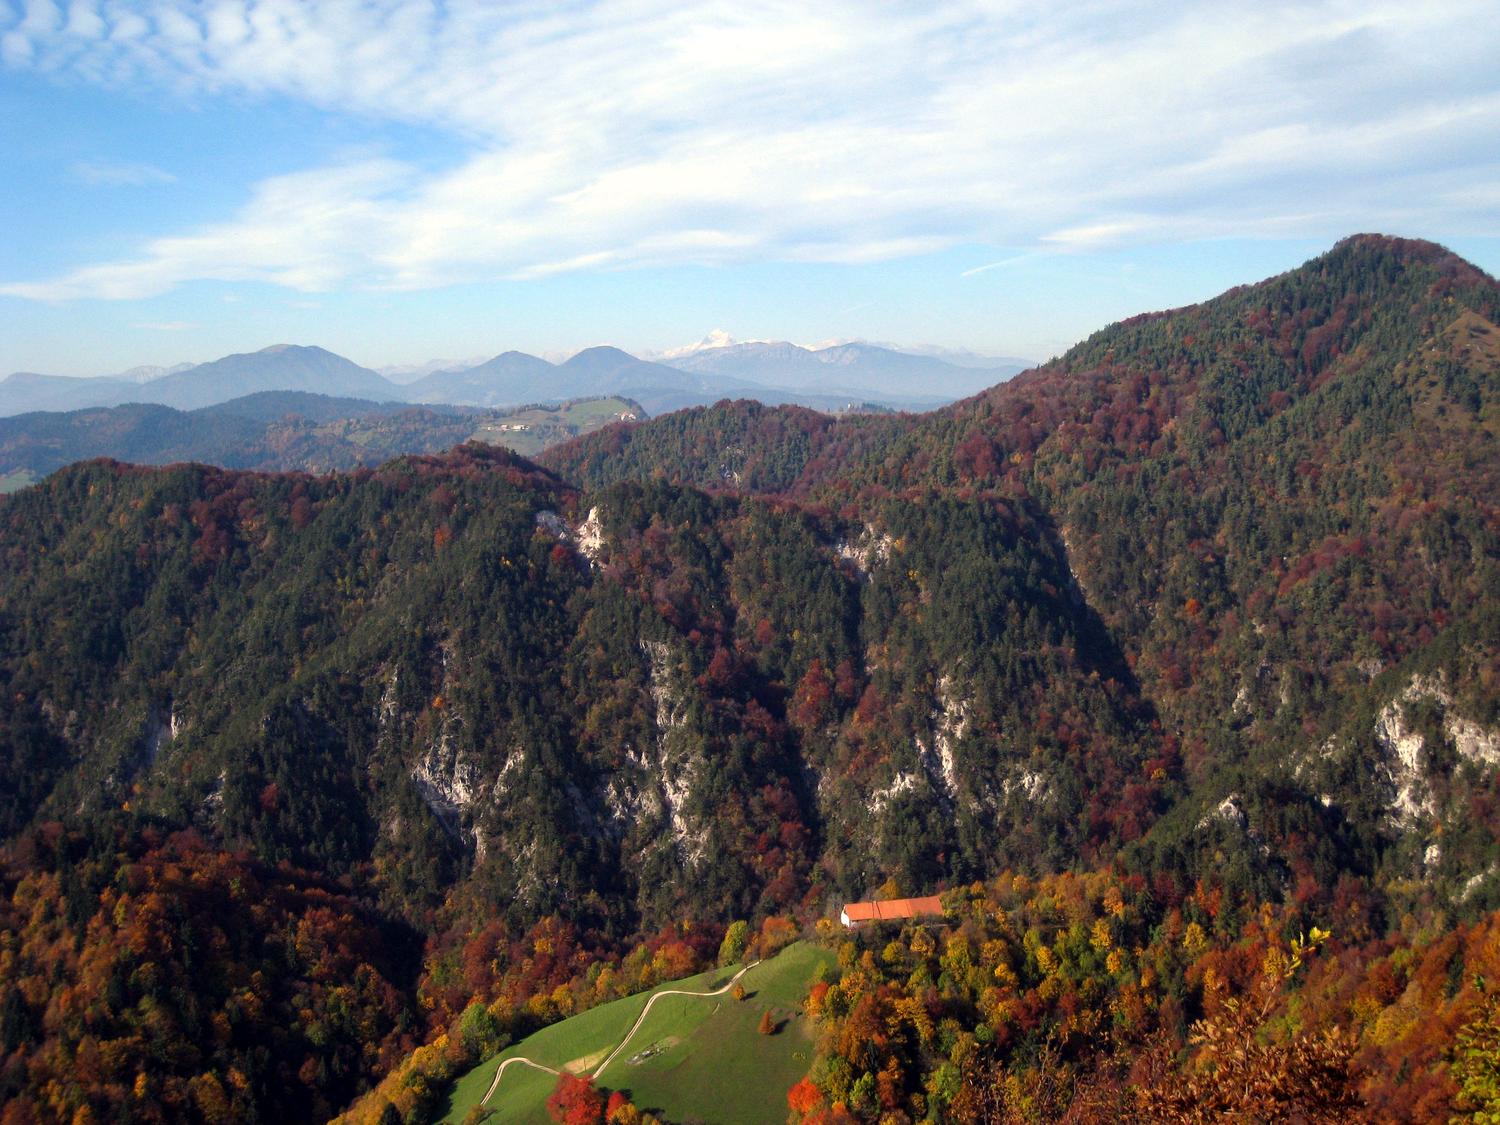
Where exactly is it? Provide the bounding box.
[992,231,1497,405]
[542,234,1499,497]
[529,235,1500,936]
[1332,230,1493,273]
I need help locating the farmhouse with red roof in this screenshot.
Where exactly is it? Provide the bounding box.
[838,895,944,929]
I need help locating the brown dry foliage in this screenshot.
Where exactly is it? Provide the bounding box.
[955,937,1364,1125]
[1132,975,1362,1124]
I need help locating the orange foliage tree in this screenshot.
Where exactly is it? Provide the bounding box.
[546,1073,605,1125]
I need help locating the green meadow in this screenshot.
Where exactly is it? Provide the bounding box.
[440,941,835,1125]
[470,396,640,457]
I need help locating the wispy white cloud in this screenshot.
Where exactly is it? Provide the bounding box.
[3,159,409,299]
[133,319,192,330]
[72,159,176,186]
[962,254,1037,279]
[2,0,1498,300]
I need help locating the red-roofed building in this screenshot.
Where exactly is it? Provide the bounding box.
[839,895,944,929]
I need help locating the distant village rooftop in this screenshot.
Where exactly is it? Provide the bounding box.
[839,895,944,929]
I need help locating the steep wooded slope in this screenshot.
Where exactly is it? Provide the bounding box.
[0,447,1156,928]
[545,234,1500,912]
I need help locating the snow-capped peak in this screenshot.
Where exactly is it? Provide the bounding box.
[656,329,743,360]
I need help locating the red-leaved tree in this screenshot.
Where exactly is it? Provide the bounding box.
[546,1073,605,1125]
[788,1077,822,1115]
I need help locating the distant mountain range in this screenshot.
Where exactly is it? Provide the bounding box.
[376,355,493,384]
[0,340,1029,419]
[660,339,1025,400]
[114,362,196,384]
[0,346,394,417]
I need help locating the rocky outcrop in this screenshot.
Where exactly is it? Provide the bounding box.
[834,524,893,579]
[576,506,605,562]
[1373,673,1500,829]
[641,640,709,867]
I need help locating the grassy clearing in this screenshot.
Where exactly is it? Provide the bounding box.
[471,397,640,457]
[439,941,835,1125]
[438,963,734,1124]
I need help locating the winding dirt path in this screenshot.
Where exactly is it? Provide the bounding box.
[592,959,759,1081]
[479,1055,561,1107]
[480,959,760,1107]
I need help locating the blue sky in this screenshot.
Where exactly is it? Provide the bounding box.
[1,0,1498,376]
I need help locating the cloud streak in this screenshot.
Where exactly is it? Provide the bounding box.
[2,0,1498,300]
[72,159,176,186]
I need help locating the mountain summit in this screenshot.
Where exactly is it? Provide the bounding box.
[140,345,396,410]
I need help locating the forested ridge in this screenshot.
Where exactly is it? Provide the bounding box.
[0,393,642,487]
[2,235,1499,1122]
